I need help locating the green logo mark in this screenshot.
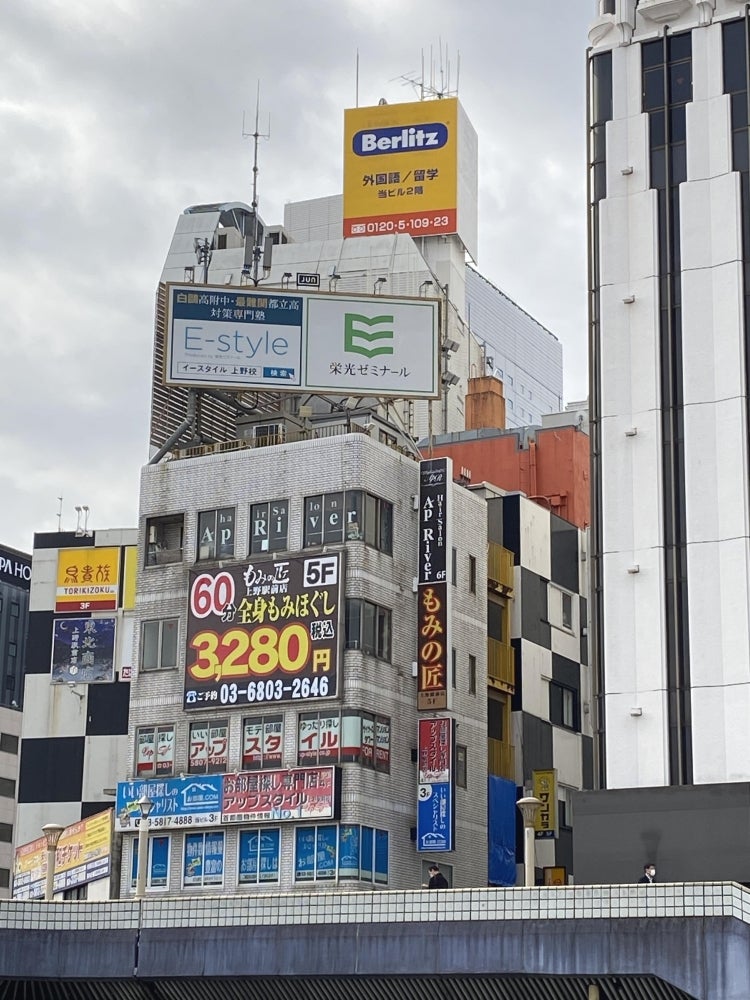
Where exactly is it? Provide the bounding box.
[344,313,395,358]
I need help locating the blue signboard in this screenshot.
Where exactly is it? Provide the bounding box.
[167,285,304,389]
[131,834,170,887]
[239,829,280,884]
[51,617,116,684]
[360,826,374,881]
[115,776,222,831]
[338,825,360,879]
[184,831,224,887]
[417,781,453,852]
[374,829,389,884]
[294,827,316,881]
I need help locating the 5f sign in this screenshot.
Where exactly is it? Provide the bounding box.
[304,556,338,587]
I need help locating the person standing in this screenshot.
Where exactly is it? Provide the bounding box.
[638,863,657,884]
[426,864,449,889]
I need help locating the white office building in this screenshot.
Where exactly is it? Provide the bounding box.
[588,0,750,790]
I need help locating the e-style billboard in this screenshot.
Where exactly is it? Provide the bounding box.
[343,97,478,259]
[184,553,342,710]
[164,284,439,399]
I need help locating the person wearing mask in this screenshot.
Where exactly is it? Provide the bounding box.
[638,863,657,884]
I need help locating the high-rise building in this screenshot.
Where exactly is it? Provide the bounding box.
[582,0,750,878]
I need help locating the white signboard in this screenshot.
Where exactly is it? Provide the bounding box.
[165,284,439,399]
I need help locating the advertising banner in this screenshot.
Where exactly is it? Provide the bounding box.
[222,766,339,823]
[183,552,342,710]
[164,284,439,399]
[417,457,451,710]
[55,547,120,612]
[0,547,31,590]
[417,717,454,853]
[343,98,459,239]
[239,828,280,883]
[13,809,112,899]
[50,616,116,684]
[115,776,223,831]
[532,769,558,840]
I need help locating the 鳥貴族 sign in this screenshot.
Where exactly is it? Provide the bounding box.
[55,547,121,612]
[183,553,342,710]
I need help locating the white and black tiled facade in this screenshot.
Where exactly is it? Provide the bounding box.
[125,434,489,894]
[16,530,137,851]
[485,491,592,878]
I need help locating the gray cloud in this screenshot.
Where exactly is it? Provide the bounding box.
[0,0,594,551]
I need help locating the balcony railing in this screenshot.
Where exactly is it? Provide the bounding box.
[488,737,515,781]
[487,637,515,692]
[487,542,514,594]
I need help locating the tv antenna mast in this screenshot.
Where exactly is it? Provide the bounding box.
[242,82,271,286]
[397,40,460,101]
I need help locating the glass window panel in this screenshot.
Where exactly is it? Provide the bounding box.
[379,500,393,554]
[304,496,324,547]
[643,67,665,112]
[161,620,178,669]
[360,826,374,882]
[667,32,691,63]
[141,622,159,671]
[345,491,364,540]
[733,131,750,174]
[649,109,666,148]
[642,39,664,70]
[345,599,362,649]
[669,107,686,143]
[669,62,692,105]
[364,493,378,547]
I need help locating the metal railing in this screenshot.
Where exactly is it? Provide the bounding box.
[487,637,515,691]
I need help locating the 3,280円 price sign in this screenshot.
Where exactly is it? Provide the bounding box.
[183,553,342,710]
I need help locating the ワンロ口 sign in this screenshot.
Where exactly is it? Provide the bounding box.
[417,457,452,710]
[164,284,439,399]
[13,810,113,899]
[183,553,342,710]
[222,766,339,823]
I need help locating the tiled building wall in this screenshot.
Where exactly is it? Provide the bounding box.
[126,435,488,894]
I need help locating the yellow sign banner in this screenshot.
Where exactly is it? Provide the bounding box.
[13,809,113,899]
[532,769,558,839]
[343,98,459,240]
[55,546,120,612]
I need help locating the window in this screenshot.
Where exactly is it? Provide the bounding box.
[242,715,283,770]
[145,514,184,567]
[468,654,477,695]
[297,710,390,771]
[345,599,391,660]
[10,603,19,618]
[559,786,575,830]
[0,733,18,754]
[548,584,575,633]
[140,619,178,671]
[451,547,457,586]
[188,720,229,774]
[451,648,457,689]
[304,490,392,554]
[455,745,467,789]
[468,555,477,594]
[0,823,12,843]
[197,507,235,561]
[295,825,388,884]
[131,834,170,889]
[216,232,227,250]
[0,776,17,798]
[488,598,505,643]
[250,499,290,554]
[0,869,9,890]
[238,828,280,884]
[550,681,580,732]
[183,831,225,887]
[136,725,175,777]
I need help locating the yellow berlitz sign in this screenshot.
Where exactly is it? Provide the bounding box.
[343,98,459,240]
[55,546,121,612]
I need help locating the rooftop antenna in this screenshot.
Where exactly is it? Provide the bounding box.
[242,81,271,286]
[395,43,460,101]
[57,496,63,532]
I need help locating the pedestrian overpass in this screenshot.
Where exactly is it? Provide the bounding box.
[1,882,749,1000]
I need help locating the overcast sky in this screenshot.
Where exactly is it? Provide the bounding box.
[1,1,595,553]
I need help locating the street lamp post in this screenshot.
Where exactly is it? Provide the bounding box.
[42,823,65,901]
[516,796,543,887]
[134,795,154,899]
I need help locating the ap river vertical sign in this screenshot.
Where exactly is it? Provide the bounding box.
[416,457,452,711]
